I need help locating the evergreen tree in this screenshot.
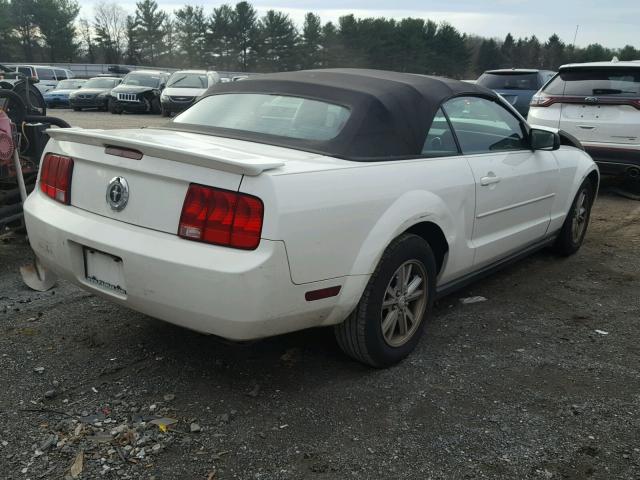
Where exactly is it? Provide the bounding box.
[476,39,503,73]
[619,45,640,61]
[231,1,258,71]
[300,12,322,69]
[257,10,298,72]
[174,5,208,68]
[501,33,515,67]
[432,23,468,77]
[134,0,167,64]
[543,34,566,70]
[320,21,341,68]
[34,0,80,62]
[10,0,38,61]
[124,15,140,64]
[209,4,235,70]
[0,0,17,60]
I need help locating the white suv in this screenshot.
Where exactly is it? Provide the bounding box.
[13,65,75,93]
[528,60,640,177]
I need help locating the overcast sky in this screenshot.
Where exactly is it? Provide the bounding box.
[84,0,640,49]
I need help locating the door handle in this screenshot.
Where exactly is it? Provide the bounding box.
[578,125,596,130]
[480,175,501,186]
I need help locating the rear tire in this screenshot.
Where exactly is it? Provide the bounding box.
[553,179,595,256]
[334,234,436,368]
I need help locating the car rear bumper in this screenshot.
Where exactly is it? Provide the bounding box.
[23,190,364,340]
[582,142,640,175]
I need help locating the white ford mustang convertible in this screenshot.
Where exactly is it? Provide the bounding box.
[24,69,599,367]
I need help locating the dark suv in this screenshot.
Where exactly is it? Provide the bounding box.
[108,70,170,114]
[477,69,556,117]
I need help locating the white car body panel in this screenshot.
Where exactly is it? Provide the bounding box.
[24,125,598,340]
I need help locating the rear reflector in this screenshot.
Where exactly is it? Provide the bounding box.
[178,184,264,250]
[40,153,74,204]
[305,286,341,301]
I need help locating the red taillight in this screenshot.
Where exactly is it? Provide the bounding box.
[530,93,560,107]
[40,153,74,204]
[178,184,264,250]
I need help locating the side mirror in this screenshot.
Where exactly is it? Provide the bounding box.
[530,128,560,151]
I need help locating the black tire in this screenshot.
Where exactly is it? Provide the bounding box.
[553,179,595,256]
[334,234,437,368]
[108,98,121,114]
[151,97,161,114]
[73,107,81,111]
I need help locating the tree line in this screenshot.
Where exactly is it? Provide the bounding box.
[1,0,638,77]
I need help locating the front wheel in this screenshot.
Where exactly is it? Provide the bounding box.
[553,179,595,256]
[334,234,436,368]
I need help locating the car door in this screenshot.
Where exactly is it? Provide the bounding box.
[443,96,559,268]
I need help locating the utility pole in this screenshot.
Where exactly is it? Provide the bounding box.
[572,25,579,48]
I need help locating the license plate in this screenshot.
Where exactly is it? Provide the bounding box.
[84,248,127,295]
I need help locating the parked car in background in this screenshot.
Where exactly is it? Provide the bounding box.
[12,65,75,93]
[160,70,220,117]
[528,60,640,178]
[477,69,556,117]
[42,79,86,108]
[69,77,122,111]
[108,70,170,114]
[24,69,598,367]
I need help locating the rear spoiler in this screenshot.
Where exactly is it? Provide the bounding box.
[46,128,285,176]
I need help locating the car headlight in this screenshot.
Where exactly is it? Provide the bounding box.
[97,92,107,98]
[160,91,168,100]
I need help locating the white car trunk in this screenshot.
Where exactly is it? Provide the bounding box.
[560,104,640,144]
[47,128,298,234]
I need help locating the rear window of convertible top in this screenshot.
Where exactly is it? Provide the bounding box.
[173,93,351,141]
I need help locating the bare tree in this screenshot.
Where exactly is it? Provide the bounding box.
[78,18,96,63]
[93,1,127,63]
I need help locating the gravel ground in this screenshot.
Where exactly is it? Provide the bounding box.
[1,108,639,479]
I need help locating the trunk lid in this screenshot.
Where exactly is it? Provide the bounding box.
[48,128,305,234]
[559,103,640,144]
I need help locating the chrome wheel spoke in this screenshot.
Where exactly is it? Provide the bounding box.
[406,289,423,302]
[382,309,398,336]
[380,260,429,347]
[398,311,408,335]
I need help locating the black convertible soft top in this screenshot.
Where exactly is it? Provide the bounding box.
[167,69,499,161]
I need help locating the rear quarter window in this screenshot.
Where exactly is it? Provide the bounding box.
[544,68,640,97]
